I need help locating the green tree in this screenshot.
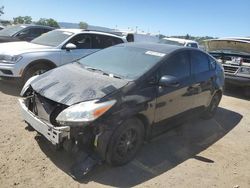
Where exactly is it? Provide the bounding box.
[46,18,60,28]
[36,18,59,28]
[13,16,32,24]
[23,16,32,24]
[79,21,88,29]
[185,34,190,39]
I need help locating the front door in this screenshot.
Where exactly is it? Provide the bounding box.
[60,34,98,65]
[154,50,195,123]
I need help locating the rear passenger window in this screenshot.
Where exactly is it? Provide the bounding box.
[161,51,190,78]
[92,35,123,49]
[41,28,52,34]
[191,51,210,74]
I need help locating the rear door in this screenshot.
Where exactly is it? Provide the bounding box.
[154,50,194,123]
[190,50,216,108]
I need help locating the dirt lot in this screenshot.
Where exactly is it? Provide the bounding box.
[0,80,249,188]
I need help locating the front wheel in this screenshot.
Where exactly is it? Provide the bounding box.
[201,92,222,119]
[106,118,144,166]
[22,64,53,85]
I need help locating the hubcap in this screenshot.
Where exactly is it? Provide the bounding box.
[116,128,138,157]
[32,69,47,76]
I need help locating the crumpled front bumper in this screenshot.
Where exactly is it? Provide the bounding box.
[18,98,70,145]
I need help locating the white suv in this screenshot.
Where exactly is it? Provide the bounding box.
[0,29,126,83]
[159,37,199,48]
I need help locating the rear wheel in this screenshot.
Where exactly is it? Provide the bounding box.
[106,118,144,166]
[201,92,221,119]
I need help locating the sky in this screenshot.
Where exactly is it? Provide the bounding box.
[1,0,250,37]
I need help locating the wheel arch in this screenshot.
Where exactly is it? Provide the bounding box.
[135,114,151,140]
[22,59,57,77]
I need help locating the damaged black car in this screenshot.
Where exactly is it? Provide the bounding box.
[19,43,224,177]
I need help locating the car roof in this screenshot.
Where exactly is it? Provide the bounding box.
[56,29,125,40]
[16,24,55,29]
[116,42,185,55]
[162,37,198,44]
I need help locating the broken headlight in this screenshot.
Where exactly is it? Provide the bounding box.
[20,75,39,97]
[56,99,116,126]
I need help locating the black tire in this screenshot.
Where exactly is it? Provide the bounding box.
[106,118,144,166]
[22,64,53,85]
[201,92,222,119]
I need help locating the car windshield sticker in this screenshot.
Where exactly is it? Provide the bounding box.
[145,51,165,57]
[63,32,72,35]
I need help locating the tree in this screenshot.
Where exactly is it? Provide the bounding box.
[36,18,60,28]
[79,21,88,29]
[23,16,32,24]
[13,16,32,24]
[0,6,4,16]
[185,34,190,39]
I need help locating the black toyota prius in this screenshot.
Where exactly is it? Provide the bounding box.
[19,43,224,176]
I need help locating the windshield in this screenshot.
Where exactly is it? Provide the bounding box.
[0,25,26,37]
[78,46,164,80]
[31,30,73,47]
[159,39,184,46]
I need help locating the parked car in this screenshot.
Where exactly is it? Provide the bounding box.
[0,25,4,30]
[111,30,160,43]
[0,29,126,84]
[19,43,224,177]
[204,38,250,96]
[160,37,199,48]
[0,24,54,43]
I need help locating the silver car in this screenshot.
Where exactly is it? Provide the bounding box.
[0,29,126,83]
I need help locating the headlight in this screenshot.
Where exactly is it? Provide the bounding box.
[0,55,22,64]
[237,67,250,77]
[56,99,117,126]
[20,75,39,96]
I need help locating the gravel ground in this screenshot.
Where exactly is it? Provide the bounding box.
[0,80,249,188]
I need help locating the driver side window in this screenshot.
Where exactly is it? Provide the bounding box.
[160,51,190,79]
[67,34,92,49]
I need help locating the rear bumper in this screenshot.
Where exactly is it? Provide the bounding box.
[18,98,70,145]
[225,74,250,87]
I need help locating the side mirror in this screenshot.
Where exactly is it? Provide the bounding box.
[159,75,180,87]
[65,43,77,51]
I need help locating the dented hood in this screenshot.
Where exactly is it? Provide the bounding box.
[204,38,250,54]
[30,63,129,106]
